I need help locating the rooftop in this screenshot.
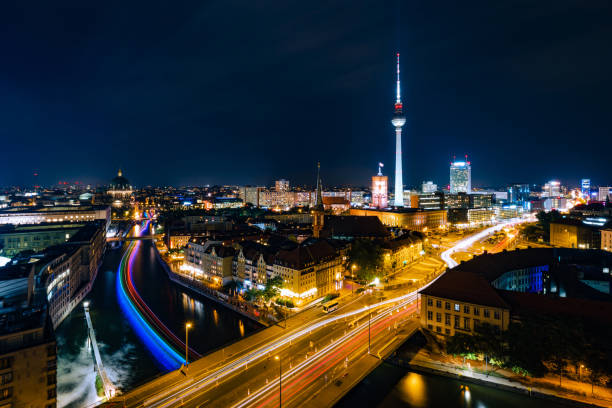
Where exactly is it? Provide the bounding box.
[420,270,510,309]
[324,215,390,239]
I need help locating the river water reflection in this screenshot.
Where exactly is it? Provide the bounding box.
[337,362,570,408]
[56,240,260,407]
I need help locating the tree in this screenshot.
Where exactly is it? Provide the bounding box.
[262,276,283,301]
[349,239,383,283]
[446,332,476,357]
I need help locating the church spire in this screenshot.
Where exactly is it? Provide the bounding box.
[314,162,324,210]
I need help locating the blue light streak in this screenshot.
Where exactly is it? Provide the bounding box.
[116,241,183,370]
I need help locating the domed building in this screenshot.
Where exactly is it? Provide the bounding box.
[108,169,133,204]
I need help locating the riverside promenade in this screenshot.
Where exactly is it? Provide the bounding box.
[400,352,612,408]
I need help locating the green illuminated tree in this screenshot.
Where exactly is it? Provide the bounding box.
[348,239,383,283]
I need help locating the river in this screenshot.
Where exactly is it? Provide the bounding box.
[337,360,569,408]
[56,239,261,407]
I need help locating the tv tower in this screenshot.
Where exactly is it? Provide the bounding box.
[391,53,406,207]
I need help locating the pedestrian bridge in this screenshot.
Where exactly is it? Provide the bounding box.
[84,302,116,400]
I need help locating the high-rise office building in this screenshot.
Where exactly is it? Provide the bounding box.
[581,179,591,199]
[543,181,561,198]
[391,53,406,207]
[422,181,437,193]
[275,179,289,192]
[507,183,530,203]
[599,186,611,202]
[449,160,471,194]
[371,163,388,209]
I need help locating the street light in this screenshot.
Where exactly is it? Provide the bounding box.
[185,322,192,367]
[275,355,282,408]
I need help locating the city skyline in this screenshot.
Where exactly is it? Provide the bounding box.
[1,2,611,188]
[2,3,612,407]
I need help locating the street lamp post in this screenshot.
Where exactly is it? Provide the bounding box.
[275,355,282,408]
[185,322,192,367]
[368,304,371,355]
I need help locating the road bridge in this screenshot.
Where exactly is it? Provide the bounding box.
[106,235,157,242]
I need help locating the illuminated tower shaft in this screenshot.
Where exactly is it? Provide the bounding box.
[391,53,406,207]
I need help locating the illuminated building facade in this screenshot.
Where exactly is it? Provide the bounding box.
[543,180,561,198]
[449,160,471,194]
[422,181,437,193]
[0,306,57,407]
[349,208,447,232]
[581,179,591,199]
[239,186,263,206]
[420,271,510,336]
[448,208,495,226]
[275,179,289,192]
[184,240,236,285]
[550,219,610,249]
[598,186,611,202]
[403,191,419,208]
[418,192,444,210]
[444,193,470,209]
[507,183,531,204]
[0,205,110,231]
[391,53,406,207]
[602,229,612,252]
[381,232,424,274]
[273,240,344,299]
[371,163,388,209]
[0,223,84,258]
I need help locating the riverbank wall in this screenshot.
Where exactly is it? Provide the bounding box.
[153,247,269,327]
[386,354,611,408]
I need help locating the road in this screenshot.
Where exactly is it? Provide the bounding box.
[106,220,525,407]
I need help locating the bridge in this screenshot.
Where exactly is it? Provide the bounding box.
[106,235,157,242]
[84,302,116,400]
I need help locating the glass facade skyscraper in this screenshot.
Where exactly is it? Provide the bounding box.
[449,161,471,194]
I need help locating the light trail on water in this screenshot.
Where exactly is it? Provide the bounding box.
[116,220,199,370]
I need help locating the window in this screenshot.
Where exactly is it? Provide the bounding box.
[445,328,451,334]
[445,313,451,326]
[47,388,56,399]
[427,298,433,307]
[0,358,12,370]
[0,373,12,385]
[474,319,480,327]
[47,373,56,385]
[454,303,460,312]
[484,309,490,318]
[454,315,460,328]
[445,302,450,310]
[494,310,500,320]
[436,300,442,308]
[463,317,470,330]
[464,305,470,314]
[473,307,480,316]
[436,326,441,333]
[0,387,12,401]
[427,324,433,330]
[427,311,433,320]
[436,313,441,323]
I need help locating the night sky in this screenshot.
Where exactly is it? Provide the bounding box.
[1,1,611,188]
